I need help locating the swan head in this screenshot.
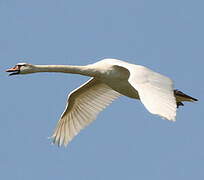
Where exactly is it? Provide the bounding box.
[6,63,35,76]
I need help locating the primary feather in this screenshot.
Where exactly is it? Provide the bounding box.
[52,78,121,146]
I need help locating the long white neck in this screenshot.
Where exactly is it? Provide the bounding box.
[30,64,98,77]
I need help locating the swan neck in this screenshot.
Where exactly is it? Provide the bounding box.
[32,65,96,76]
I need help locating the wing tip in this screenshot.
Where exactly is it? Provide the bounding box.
[161,115,176,122]
[50,134,70,147]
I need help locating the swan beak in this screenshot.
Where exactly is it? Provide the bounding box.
[6,66,20,76]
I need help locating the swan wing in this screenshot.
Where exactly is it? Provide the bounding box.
[51,78,121,146]
[128,66,177,121]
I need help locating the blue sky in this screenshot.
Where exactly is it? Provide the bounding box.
[1,0,203,179]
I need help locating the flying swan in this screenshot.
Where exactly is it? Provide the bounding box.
[6,59,198,146]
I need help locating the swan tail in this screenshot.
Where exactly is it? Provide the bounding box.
[174,89,198,108]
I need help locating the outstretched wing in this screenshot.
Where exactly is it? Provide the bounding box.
[51,78,121,146]
[128,66,177,121]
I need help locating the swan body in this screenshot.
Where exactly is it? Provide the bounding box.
[6,59,198,146]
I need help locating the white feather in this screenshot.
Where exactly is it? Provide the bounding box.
[128,65,177,121]
[7,58,195,147]
[51,78,121,146]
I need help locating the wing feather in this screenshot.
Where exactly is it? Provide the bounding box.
[128,66,177,121]
[51,78,121,146]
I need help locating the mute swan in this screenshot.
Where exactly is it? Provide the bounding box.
[6,59,197,146]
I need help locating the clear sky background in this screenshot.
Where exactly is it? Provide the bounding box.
[1,0,203,179]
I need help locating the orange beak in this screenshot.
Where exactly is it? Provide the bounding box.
[6,66,19,72]
[6,65,20,76]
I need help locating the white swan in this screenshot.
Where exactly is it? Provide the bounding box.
[6,59,197,146]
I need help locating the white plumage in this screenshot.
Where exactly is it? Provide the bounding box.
[52,78,121,146]
[128,65,176,121]
[6,58,197,146]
